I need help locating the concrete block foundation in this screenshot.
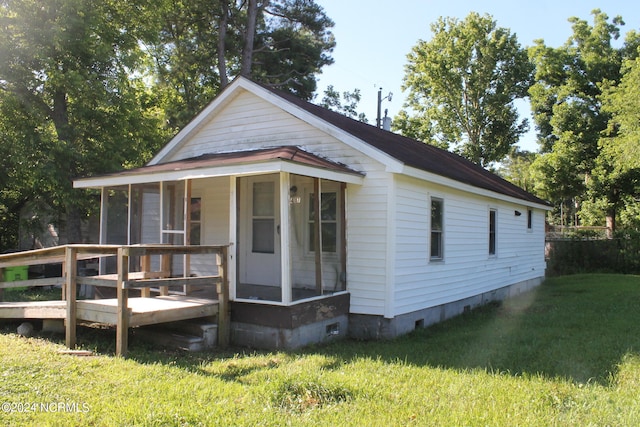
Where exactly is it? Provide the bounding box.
[230,293,350,350]
[349,277,544,340]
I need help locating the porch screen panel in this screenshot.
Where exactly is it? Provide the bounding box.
[104,187,129,245]
[130,184,161,272]
[162,181,185,233]
[102,187,129,274]
[289,176,345,302]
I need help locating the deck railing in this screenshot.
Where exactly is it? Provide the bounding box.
[0,244,230,356]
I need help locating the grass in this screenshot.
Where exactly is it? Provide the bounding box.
[1,274,640,426]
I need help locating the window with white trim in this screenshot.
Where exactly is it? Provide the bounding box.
[489,209,497,255]
[430,197,444,260]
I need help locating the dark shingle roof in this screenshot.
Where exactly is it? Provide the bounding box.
[81,146,362,180]
[260,83,549,206]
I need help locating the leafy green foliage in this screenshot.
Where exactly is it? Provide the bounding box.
[398,12,533,167]
[528,10,640,230]
[318,85,367,122]
[147,0,335,129]
[0,0,169,245]
[498,149,538,193]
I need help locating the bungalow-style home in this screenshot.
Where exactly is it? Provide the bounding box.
[74,76,551,349]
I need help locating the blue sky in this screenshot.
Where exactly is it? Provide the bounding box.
[314,0,640,151]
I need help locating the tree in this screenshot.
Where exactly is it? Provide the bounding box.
[397,12,533,167]
[587,53,640,231]
[497,149,538,193]
[148,0,335,129]
[528,9,640,233]
[318,85,367,122]
[0,0,167,244]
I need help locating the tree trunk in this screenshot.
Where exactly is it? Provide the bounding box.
[606,209,615,240]
[51,89,83,243]
[217,0,230,87]
[240,0,259,77]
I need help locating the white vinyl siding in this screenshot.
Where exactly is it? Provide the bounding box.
[393,175,546,316]
[346,169,392,316]
[164,90,369,173]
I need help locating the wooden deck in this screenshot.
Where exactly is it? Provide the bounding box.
[77,296,218,327]
[0,244,230,356]
[0,296,217,326]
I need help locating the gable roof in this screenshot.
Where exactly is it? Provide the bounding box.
[251,80,550,207]
[77,76,549,207]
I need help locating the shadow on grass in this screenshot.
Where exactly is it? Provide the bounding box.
[312,274,640,385]
[3,274,639,386]
[124,274,640,386]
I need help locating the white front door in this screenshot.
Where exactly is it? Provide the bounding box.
[240,175,281,286]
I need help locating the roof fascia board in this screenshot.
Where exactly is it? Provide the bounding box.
[74,159,363,189]
[402,165,552,210]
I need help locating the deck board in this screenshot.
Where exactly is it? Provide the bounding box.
[0,301,67,319]
[0,296,218,327]
[77,296,218,327]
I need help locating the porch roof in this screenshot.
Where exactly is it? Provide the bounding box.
[74,146,364,189]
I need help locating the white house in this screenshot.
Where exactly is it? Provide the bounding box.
[74,77,551,349]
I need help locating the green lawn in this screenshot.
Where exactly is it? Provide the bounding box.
[2,274,640,426]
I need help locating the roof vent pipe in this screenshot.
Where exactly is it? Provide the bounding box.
[382,109,392,131]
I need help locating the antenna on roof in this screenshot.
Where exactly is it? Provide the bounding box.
[376,88,392,129]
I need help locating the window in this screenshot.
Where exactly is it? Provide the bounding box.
[430,198,444,260]
[489,209,497,255]
[309,192,337,253]
[252,182,275,254]
[527,209,533,230]
[189,197,201,245]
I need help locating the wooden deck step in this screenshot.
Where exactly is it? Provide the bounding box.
[135,329,207,352]
[0,301,66,319]
[137,320,219,351]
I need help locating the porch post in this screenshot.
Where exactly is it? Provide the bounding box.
[116,247,130,357]
[340,182,347,291]
[99,187,108,275]
[185,179,192,294]
[65,246,78,349]
[313,178,323,295]
[280,173,292,304]
[228,176,237,301]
